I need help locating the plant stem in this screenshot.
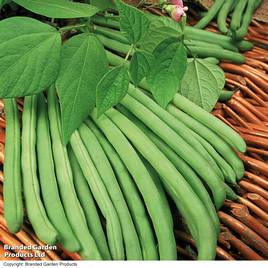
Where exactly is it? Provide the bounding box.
[124,45,134,62]
[58,24,87,32]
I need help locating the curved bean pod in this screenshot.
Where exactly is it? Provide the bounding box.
[69,131,124,260]
[21,95,58,245]
[167,104,244,180]
[121,94,226,209]
[47,88,101,260]
[235,0,256,39]
[36,94,80,252]
[68,148,111,260]
[79,123,142,260]
[86,119,158,260]
[3,98,23,233]
[117,104,220,234]
[194,0,225,29]
[104,108,217,260]
[172,94,246,153]
[217,0,234,33]
[91,112,177,260]
[128,86,224,181]
[230,0,248,32]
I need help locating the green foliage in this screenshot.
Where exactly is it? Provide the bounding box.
[115,0,150,45]
[129,50,154,87]
[56,33,108,144]
[0,17,61,98]
[179,58,225,112]
[96,65,130,117]
[14,0,99,18]
[0,2,191,143]
[147,37,187,108]
[90,0,115,10]
[139,15,183,53]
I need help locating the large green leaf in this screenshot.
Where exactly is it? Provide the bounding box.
[0,17,61,98]
[90,0,115,10]
[179,58,225,112]
[14,0,99,18]
[139,16,183,53]
[115,0,150,44]
[56,33,108,144]
[129,50,154,87]
[0,0,12,8]
[147,37,187,108]
[96,65,130,117]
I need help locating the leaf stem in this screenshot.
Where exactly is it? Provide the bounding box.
[124,45,134,62]
[58,24,87,32]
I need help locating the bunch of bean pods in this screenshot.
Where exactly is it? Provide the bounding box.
[2,73,246,260]
[194,0,262,39]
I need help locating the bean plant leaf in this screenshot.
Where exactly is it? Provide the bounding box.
[56,33,108,144]
[96,65,130,117]
[147,37,187,108]
[14,0,99,18]
[179,58,225,112]
[0,17,61,98]
[0,0,12,8]
[115,0,150,44]
[129,50,154,87]
[90,0,115,10]
[139,15,183,53]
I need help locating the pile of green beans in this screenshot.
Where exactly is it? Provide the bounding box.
[3,83,244,260]
[195,0,262,40]
[91,15,253,63]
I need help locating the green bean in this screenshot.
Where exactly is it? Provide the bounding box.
[255,0,262,9]
[99,31,244,63]
[194,0,225,29]
[21,95,58,245]
[68,148,111,260]
[96,33,131,55]
[185,26,253,51]
[203,57,220,65]
[138,154,173,228]
[217,0,234,33]
[106,49,127,67]
[93,14,252,52]
[167,104,244,180]
[235,40,253,51]
[3,98,23,233]
[188,46,245,64]
[185,40,223,50]
[91,112,176,260]
[117,104,220,234]
[225,184,238,201]
[235,0,256,39]
[172,94,246,153]
[219,90,234,102]
[36,94,80,252]
[103,108,217,260]
[121,94,226,209]
[47,87,101,260]
[79,123,142,260]
[94,25,130,44]
[128,86,224,181]
[190,129,237,185]
[86,119,158,260]
[69,130,124,260]
[91,15,120,29]
[230,0,248,32]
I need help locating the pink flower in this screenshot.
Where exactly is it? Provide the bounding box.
[170,0,183,7]
[165,3,188,22]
